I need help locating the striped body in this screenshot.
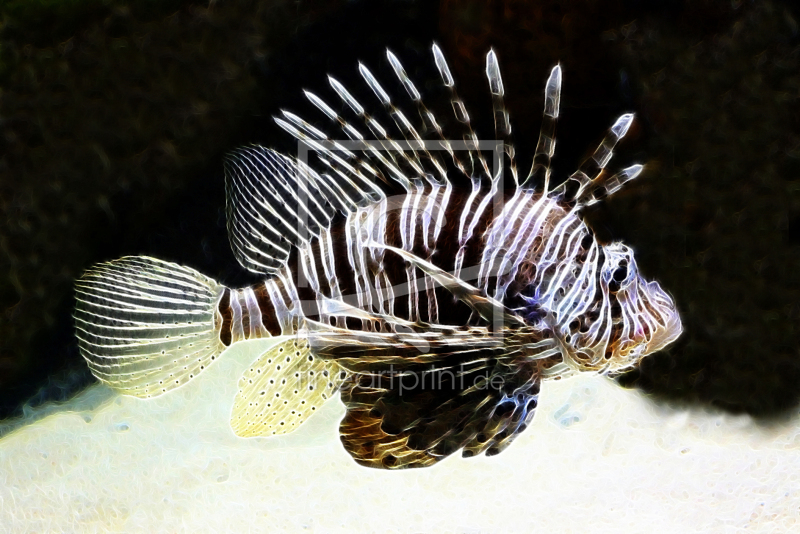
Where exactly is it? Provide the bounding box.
[217,175,676,378]
[217,186,577,334]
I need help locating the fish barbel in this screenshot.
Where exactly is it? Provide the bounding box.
[73,45,682,469]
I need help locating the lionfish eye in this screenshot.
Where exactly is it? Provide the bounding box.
[612,264,628,283]
[608,260,629,293]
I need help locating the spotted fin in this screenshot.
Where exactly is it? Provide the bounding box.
[230,337,346,437]
[73,256,226,398]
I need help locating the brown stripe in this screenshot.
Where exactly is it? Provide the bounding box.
[216,289,232,346]
[254,282,281,336]
[431,187,469,274]
[310,235,329,298]
[329,213,357,307]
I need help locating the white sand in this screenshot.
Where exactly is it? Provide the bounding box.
[1,338,798,533]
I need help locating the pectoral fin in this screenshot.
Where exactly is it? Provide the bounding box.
[338,352,542,469]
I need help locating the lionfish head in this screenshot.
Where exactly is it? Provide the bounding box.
[599,242,682,373]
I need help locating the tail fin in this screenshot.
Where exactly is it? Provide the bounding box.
[73,256,226,398]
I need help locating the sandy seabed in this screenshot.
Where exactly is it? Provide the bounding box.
[1,338,798,533]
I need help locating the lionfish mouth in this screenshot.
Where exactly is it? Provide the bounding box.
[642,284,683,356]
[642,294,683,356]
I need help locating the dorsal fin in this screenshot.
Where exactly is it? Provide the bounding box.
[226,45,646,276]
[518,65,642,205]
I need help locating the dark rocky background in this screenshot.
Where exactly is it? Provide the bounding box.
[1,0,798,422]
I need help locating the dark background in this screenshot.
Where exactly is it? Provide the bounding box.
[1,0,798,422]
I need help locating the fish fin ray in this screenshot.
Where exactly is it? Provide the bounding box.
[309,321,504,373]
[578,164,644,207]
[553,113,636,204]
[486,49,518,186]
[521,64,561,192]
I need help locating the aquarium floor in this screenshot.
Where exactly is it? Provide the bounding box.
[1,339,797,533]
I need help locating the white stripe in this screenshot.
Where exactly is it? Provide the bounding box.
[243,286,267,339]
[264,280,291,334]
[229,289,245,343]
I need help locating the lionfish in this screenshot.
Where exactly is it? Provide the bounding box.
[73,45,682,469]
